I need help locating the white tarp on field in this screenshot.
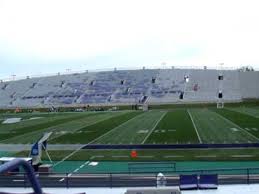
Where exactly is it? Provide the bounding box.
[2,118,22,124]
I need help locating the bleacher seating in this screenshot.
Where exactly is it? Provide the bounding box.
[0,68,258,108]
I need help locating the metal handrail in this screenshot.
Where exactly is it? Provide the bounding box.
[0,159,42,194]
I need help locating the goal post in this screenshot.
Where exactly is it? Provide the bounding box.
[217,102,224,109]
[142,103,149,111]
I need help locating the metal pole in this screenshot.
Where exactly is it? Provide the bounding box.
[0,159,43,194]
[66,173,69,188]
[247,169,250,184]
[110,173,113,188]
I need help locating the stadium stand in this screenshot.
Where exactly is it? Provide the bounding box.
[0,68,259,108]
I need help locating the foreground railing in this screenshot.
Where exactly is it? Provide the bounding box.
[0,158,42,194]
[2,166,259,188]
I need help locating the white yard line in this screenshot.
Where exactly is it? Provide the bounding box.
[112,155,129,158]
[72,161,90,173]
[187,109,202,143]
[231,155,254,158]
[138,156,154,158]
[141,111,167,144]
[164,155,184,158]
[213,111,259,142]
[73,168,80,173]
[90,155,104,160]
[196,155,217,158]
[54,112,143,167]
[50,112,128,141]
[91,112,145,144]
[226,107,259,119]
[59,161,90,182]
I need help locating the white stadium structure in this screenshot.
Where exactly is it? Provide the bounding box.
[0,68,258,108]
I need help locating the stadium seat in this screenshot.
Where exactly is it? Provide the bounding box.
[179,174,198,190]
[198,174,218,189]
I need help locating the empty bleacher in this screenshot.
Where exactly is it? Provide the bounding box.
[0,68,258,108]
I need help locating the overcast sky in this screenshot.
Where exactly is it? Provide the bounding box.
[0,0,259,79]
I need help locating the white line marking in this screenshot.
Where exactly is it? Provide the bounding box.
[92,112,145,144]
[74,168,80,172]
[226,107,259,118]
[50,112,128,141]
[112,155,129,158]
[187,109,202,143]
[213,111,259,142]
[138,156,154,158]
[90,155,104,160]
[196,155,217,158]
[231,155,254,158]
[83,161,90,166]
[1,112,114,143]
[141,111,167,144]
[164,155,184,158]
[54,112,143,166]
[230,128,239,132]
[59,160,89,182]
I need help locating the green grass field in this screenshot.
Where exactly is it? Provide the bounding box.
[1,106,259,166]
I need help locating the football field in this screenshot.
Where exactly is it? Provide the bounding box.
[1,106,259,164]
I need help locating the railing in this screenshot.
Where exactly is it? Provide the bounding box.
[0,65,241,82]
[2,166,259,188]
[0,159,42,194]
